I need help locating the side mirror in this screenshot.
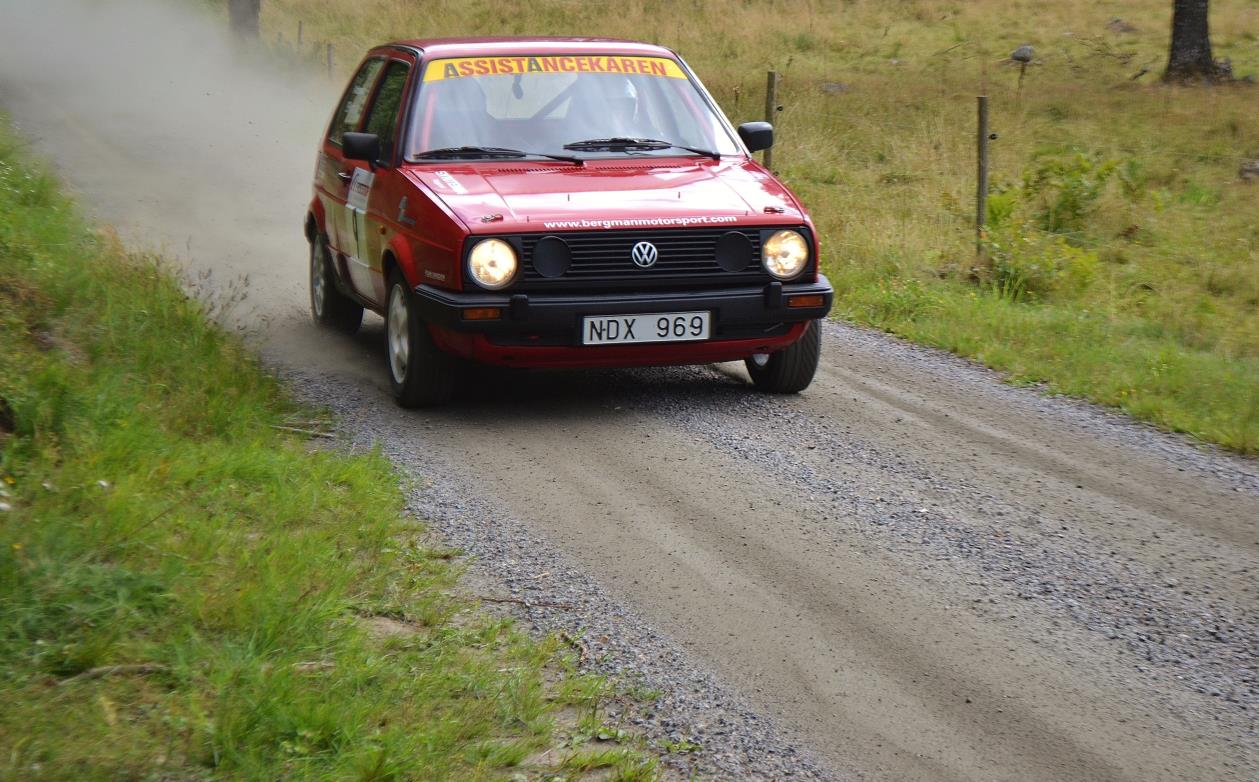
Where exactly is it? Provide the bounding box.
[738,122,774,153]
[342,132,382,168]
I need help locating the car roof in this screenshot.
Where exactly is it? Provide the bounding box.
[380,37,677,60]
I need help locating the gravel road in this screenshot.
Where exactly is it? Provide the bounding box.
[2,3,1256,779]
[280,326,1258,781]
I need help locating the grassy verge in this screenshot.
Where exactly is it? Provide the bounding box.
[0,121,659,780]
[249,0,1259,452]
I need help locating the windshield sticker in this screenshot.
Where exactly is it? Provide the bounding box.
[424,56,686,82]
[541,216,739,230]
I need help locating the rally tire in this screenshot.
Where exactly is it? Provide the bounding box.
[310,235,363,334]
[746,319,822,394]
[385,271,456,408]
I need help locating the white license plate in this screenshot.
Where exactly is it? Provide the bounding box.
[582,311,711,345]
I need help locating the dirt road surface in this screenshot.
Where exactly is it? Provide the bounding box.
[3,3,1256,779]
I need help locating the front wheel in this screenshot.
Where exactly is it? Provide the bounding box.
[746,320,822,394]
[310,235,363,334]
[385,271,456,408]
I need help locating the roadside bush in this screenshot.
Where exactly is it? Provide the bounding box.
[985,222,1099,303]
[1022,151,1118,235]
[984,185,1019,228]
[980,167,1102,303]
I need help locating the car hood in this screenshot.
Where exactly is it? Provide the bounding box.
[403,158,804,233]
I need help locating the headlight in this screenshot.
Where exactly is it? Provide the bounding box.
[762,230,809,280]
[468,238,518,290]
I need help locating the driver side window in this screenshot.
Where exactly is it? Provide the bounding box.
[329,58,385,145]
[362,61,412,161]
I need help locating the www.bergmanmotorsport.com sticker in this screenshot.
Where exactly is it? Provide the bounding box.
[424,55,687,81]
[542,216,739,230]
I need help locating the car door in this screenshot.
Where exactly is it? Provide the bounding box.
[316,57,385,269]
[349,56,417,305]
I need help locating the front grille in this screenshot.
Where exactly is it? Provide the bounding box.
[491,227,807,292]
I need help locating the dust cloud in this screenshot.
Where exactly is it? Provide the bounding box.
[0,0,341,336]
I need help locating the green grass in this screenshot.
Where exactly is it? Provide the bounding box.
[0,121,658,780]
[248,0,1259,452]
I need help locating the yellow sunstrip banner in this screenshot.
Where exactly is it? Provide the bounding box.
[424,55,687,82]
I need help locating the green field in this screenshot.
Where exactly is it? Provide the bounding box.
[0,121,659,780]
[257,0,1259,452]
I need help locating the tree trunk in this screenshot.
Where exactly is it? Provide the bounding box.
[228,0,260,39]
[1164,0,1226,82]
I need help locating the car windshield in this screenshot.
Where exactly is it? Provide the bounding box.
[405,54,741,161]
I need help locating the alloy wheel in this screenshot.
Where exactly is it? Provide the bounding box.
[311,243,327,318]
[387,284,410,384]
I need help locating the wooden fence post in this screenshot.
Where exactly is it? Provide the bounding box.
[976,95,990,256]
[763,70,779,170]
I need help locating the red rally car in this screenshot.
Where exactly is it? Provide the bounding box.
[305,37,833,407]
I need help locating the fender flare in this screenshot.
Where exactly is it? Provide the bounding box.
[386,233,420,288]
[305,196,326,242]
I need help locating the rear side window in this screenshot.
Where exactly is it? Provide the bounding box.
[329,58,385,145]
[362,61,412,160]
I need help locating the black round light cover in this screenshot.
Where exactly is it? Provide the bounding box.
[715,231,753,272]
[532,236,571,278]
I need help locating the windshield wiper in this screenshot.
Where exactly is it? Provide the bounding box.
[562,137,720,160]
[414,146,583,165]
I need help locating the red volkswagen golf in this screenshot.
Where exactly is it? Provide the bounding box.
[305,37,833,407]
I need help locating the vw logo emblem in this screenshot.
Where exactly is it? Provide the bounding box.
[631,241,659,268]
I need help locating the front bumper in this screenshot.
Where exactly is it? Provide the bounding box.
[415,276,832,338]
[411,276,834,368]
